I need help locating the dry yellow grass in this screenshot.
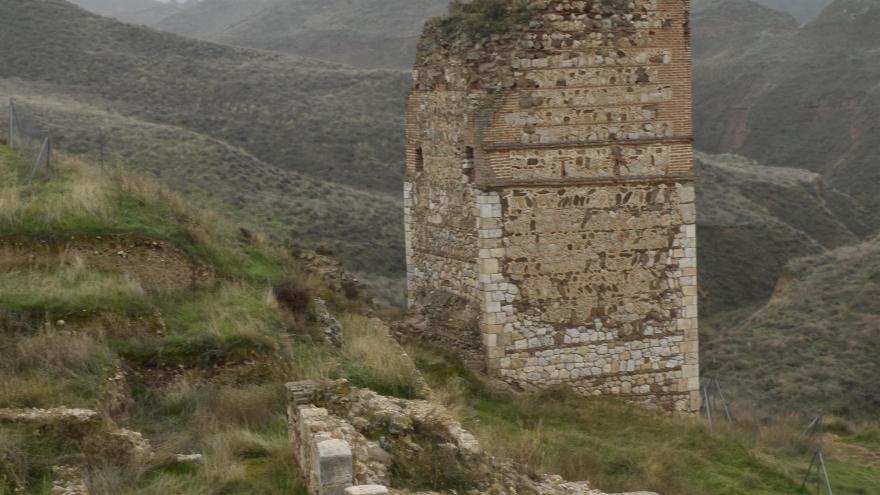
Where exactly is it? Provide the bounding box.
[341,314,424,398]
[0,154,113,224]
[0,258,146,314]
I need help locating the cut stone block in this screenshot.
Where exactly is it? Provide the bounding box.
[315,439,353,495]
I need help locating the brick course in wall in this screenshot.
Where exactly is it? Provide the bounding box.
[405,0,699,412]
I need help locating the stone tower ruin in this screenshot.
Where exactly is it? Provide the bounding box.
[404,0,699,412]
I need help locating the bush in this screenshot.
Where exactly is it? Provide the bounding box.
[436,0,533,37]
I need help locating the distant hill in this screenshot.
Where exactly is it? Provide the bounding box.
[69,0,181,24]
[752,0,834,24]
[702,234,880,418]
[0,0,408,276]
[693,0,880,235]
[696,153,880,418]
[691,0,798,59]
[153,0,450,69]
[695,153,868,314]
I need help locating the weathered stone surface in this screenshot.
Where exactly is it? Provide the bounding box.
[404,0,700,412]
[315,439,353,495]
[0,408,100,425]
[344,485,388,495]
[314,297,343,347]
[50,466,88,495]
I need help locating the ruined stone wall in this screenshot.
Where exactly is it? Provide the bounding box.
[404,90,480,306]
[406,0,699,411]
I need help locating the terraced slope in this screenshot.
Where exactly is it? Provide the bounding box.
[0,145,399,493]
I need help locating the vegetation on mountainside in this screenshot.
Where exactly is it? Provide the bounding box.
[153,0,449,70]
[0,147,408,494]
[69,0,182,25]
[0,0,410,278]
[703,236,880,419]
[693,0,880,227]
[694,153,868,314]
[0,87,404,279]
[413,347,880,495]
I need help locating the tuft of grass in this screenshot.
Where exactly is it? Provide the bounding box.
[341,314,423,399]
[0,329,112,408]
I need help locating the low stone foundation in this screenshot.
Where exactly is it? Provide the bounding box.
[286,379,656,495]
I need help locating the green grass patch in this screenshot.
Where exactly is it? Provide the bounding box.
[413,347,806,495]
[0,146,289,284]
[0,262,148,316]
[0,329,113,409]
[135,284,282,365]
[847,428,880,452]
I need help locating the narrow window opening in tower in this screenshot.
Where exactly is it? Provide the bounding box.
[415,147,424,172]
[464,146,475,182]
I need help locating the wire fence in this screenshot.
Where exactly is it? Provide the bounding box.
[4,97,57,181]
[701,377,835,494]
[2,98,118,182]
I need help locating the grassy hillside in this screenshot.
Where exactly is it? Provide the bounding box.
[694,0,880,229]
[0,0,409,195]
[0,145,419,493]
[1,146,878,494]
[412,346,880,495]
[695,153,870,314]
[153,0,450,69]
[702,235,880,420]
[0,0,411,277]
[0,82,404,278]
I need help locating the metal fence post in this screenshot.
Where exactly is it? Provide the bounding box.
[7,98,14,149]
[703,384,713,429]
[818,447,833,495]
[714,379,733,423]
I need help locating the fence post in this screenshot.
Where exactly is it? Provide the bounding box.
[714,379,733,423]
[800,448,819,491]
[750,401,759,448]
[28,137,48,182]
[7,98,14,150]
[818,446,833,495]
[46,137,53,177]
[98,129,106,170]
[703,384,713,429]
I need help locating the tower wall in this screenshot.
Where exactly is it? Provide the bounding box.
[406,0,699,411]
